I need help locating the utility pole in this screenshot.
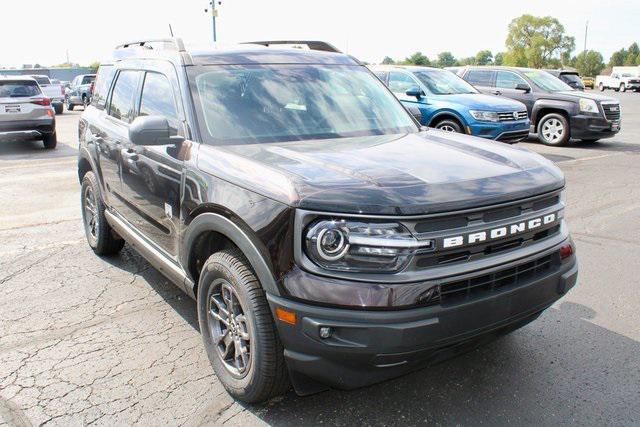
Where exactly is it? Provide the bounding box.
[583,20,589,53]
[205,1,219,42]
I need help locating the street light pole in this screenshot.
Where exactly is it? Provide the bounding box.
[583,20,589,53]
[210,1,218,42]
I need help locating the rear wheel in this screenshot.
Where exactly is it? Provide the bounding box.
[66,98,74,111]
[42,132,57,149]
[537,113,570,146]
[81,171,125,255]
[434,118,464,133]
[82,95,89,109]
[620,83,626,92]
[54,104,63,115]
[599,83,604,91]
[198,249,289,403]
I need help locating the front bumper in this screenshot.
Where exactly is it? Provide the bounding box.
[0,118,55,139]
[269,243,577,393]
[469,119,530,142]
[571,114,620,140]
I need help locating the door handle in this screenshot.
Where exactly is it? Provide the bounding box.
[121,149,139,162]
[493,90,502,96]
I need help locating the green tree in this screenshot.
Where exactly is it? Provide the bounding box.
[609,49,626,67]
[403,52,430,66]
[627,42,640,58]
[494,52,504,65]
[381,56,395,65]
[575,50,605,77]
[89,61,101,70]
[623,52,638,66]
[504,14,575,68]
[436,51,456,68]
[458,57,476,66]
[475,50,493,65]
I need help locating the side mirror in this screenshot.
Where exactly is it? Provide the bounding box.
[515,83,531,93]
[405,86,423,99]
[129,116,184,146]
[405,105,422,123]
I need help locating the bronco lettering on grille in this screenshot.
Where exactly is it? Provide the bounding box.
[441,213,558,249]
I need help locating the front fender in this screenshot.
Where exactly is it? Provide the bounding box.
[426,109,469,129]
[180,212,280,296]
[532,99,575,124]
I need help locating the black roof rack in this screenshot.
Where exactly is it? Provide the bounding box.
[115,38,186,52]
[244,40,341,53]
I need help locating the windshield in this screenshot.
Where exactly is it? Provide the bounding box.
[414,69,478,95]
[0,81,41,98]
[524,70,573,91]
[189,65,417,144]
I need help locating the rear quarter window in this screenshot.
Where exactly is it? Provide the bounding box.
[92,66,116,109]
[465,69,495,87]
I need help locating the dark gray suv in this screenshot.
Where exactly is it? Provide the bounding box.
[457,66,620,146]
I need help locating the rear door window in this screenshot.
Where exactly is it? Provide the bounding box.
[31,76,50,85]
[138,72,180,133]
[92,66,116,109]
[465,69,495,87]
[108,70,141,123]
[495,71,528,89]
[0,81,41,98]
[81,75,96,85]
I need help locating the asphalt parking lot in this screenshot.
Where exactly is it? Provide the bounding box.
[1,92,639,426]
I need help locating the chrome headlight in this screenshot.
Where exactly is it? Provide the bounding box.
[579,98,599,114]
[304,219,432,273]
[469,110,500,122]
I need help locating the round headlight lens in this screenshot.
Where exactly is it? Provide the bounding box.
[316,227,349,260]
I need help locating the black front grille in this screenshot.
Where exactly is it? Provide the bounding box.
[406,192,563,270]
[496,129,530,143]
[438,252,560,305]
[602,103,621,121]
[498,110,528,121]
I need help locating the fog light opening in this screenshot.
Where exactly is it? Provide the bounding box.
[319,326,332,339]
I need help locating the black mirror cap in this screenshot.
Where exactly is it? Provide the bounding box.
[129,115,184,146]
[405,86,423,99]
[405,105,422,123]
[515,83,531,93]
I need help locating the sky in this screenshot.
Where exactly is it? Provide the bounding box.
[1,0,638,68]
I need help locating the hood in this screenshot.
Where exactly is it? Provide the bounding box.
[556,90,618,103]
[197,131,564,215]
[438,93,527,111]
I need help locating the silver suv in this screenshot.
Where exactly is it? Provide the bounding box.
[0,76,57,149]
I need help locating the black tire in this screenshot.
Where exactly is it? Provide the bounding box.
[80,171,125,255]
[54,104,63,115]
[42,132,57,149]
[82,95,89,109]
[599,83,604,92]
[620,83,626,92]
[198,248,289,403]
[66,98,74,111]
[434,118,464,133]
[537,113,570,146]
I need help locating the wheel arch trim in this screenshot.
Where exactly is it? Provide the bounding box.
[427,110,468,129]
[181,212,280,297]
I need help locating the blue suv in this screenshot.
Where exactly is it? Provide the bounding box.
[372,66,530,143]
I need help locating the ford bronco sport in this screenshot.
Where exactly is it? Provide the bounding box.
[78,39,578,403]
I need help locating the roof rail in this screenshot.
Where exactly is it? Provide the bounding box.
[115,38,186,52]
[244,40,341,53]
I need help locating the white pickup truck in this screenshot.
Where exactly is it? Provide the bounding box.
[29,75,66,114]
[596,66,640,92]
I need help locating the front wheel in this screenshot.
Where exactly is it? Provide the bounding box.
[198,249,289,403]
[66,98,74,111]
[81,171,125,255]
[620,83,626,92]
[599,83,605,92]
[434,119,463,133]
[537,113,570,146]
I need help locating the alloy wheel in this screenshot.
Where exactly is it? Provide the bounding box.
[438,124,456,132]
[83,185,98,240]
[208,279,252,378]
[541,118,565,144]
